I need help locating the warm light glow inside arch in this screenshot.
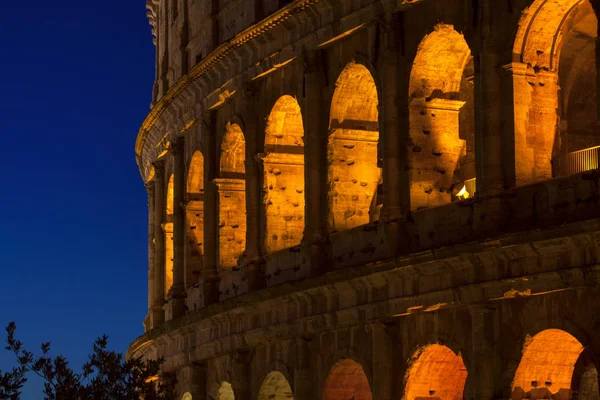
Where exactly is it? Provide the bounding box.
[258,371,294,400]
[403,344,467,400]
[409,25,471,99]
[220,123,246,175]
[328,62,381,231]
[216,122,247,269]
[262,95,305,254]
[511,329,584,400]
[322,359,372,400]
[166,174,174,215]
[187,150,204,194]
[217,381,235,400]
[408,24,473,210]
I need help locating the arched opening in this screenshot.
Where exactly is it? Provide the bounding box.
[186,151,204,287]
[511,329,586,400]
[258,371,294,400]
[403,344,467,400]
[328,62,382,232]
[322,359,372,400]
[212,382,235,400]
[181,393,192,400]
[217,123,247,268]
[513,0,599,180]
[408,24,475,210]
[262,95,305,254]
[165,174,174,297]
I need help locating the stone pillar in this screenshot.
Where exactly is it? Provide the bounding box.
[465,304,498,400]
[242,83,265,291]
[145,181,156,331]
[177,363,207,400]
[152,160,166,327]
[232,351,251,400]
[371,323,395,400]
[294,337,313,400]
[201,112,220,305]
[379,15,410,220]
[302,49,329,275]
[171,137,186,318]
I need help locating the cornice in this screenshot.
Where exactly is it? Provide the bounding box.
[135,0,320,181]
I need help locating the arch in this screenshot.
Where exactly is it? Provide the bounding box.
[166,174,175,215]
[328,62,382,232]
[262,95,305,254]
[165,173,174,296]
[511,329,584,400]
[181,393,192,400]
[220,123,246,175]
[216,123,247,268]
[185,151,204,287]
[187,151,204,194]
[408,24,475,210]
[215,381,234,400]
[258,371,294,400]
[322,359,372,400]
[403,344,467,400]
[512,0,599,182]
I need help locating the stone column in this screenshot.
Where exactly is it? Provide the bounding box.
[465,304,498,400]
[371,323,395,400]
[201,112,220,305]
[152,160,166,327]
[294,336,313,400]
[171,137,186,318]
[302,49,329,275]
[232,351,251,400]
[145,181,156,331]
[379,16,410,220]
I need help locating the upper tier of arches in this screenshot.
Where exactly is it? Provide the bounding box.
[142,0,600,328]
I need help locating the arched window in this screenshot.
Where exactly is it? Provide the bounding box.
[513,0,599,180]
[511,329,589,400]
[258,371,294,400]
[185,151,204,287]
[328,62,381,232]
[262,95,305,254]
[322,359,372,400]
[409,24,475,210]
[164,174,174,296]
[403,344,467,400]
[216,123,247,268]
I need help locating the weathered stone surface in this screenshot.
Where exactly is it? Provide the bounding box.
[133,0,600,399]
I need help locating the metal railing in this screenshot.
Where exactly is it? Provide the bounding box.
[553,146,600,177]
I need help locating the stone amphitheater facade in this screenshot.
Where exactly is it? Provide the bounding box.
[129,0,600,399]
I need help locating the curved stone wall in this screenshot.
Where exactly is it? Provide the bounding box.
[131,0,600,399]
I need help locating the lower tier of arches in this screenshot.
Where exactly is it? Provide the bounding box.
[131,214,600,400]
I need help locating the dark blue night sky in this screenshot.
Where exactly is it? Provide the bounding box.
[0,1,154,397]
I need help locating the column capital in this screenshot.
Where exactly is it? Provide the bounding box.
[169,136,185,156]
[153,159,166,175]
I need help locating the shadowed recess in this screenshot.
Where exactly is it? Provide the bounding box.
[322,359,372,400]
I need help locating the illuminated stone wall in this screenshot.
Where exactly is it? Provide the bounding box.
[132,0,600,399]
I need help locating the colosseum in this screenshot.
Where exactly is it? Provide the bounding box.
[128,0,600,398]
